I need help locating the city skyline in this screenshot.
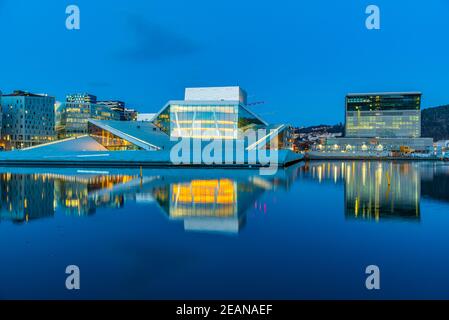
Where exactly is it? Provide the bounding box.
[1,0,449,126]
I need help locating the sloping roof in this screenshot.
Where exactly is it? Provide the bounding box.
[22,135,107,152]
[88,119,173,150]
[244,124,288,150]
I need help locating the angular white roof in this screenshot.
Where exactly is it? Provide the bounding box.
[23,135,107,152]
[88,120,173,150]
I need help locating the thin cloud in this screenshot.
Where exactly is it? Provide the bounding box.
[118,15,199,62]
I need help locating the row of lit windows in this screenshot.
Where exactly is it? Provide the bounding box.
[171,105,237,114]
[2,135,54,141]
[174,122,236,128]
[347,115,420,121]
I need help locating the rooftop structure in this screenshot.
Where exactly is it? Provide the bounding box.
[184,86,247,105]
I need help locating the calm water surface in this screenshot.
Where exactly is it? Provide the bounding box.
[1,161,449,299]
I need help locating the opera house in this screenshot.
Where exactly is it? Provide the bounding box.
[0,87,302,168]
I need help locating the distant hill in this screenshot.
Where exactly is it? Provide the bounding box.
[297,123,344,134]
[422,105,449,141]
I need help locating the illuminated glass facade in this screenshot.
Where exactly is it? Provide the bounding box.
[87,122,143,150]
[56,94,120,138]
[1,91,55,150]
[345,93,421,138]
[153,102,265,140]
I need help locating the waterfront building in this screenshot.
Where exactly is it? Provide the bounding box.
[124,108,138,121]
[56,93,120,138]
[153,86,293,149]
[66,93,97,104]
[0,90,55,150]
[346,92,422,138]
[322,137,433,153]
[312,92,433,156]
[97,101,138,121]
[0,91,3,149]
[97,100,126,120]
[435,140,449,156]
[0,87,301,167]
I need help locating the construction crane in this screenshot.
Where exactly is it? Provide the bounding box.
[246,101,265,107]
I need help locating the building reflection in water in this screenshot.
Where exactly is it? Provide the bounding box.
[0,173,55,223]
[301,161,422,222]
[147,167,300,233]
[0,166,302,233]
[152,178,263,233]
[54,175,132,216]
[420,163,449,203]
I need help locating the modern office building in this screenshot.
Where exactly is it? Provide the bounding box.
[56,93,120,138]
[345,92,421,138]
[97,101,138,121]
[1,90,55,150]
[66,93,97,104]
[312,92,433,156]
[97,100,126,120]
[124,108,138,121]
[0,91,3,149]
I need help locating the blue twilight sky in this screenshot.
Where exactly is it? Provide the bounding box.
[0,0,448,126]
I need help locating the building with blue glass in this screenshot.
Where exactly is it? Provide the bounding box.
[345,92,421,138]
[311,92,434,157]
[56,93,121,138]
